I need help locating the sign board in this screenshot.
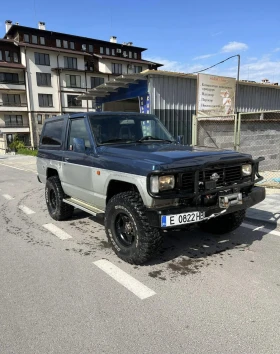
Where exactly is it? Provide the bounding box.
[139,94,150,114]
[197,73,236,117]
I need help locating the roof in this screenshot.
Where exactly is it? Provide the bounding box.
[0,62,25,69]
[17,42,92,56]
[4,24,147,51]
[94,54,163,67]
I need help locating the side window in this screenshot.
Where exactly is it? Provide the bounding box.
[41,120,64,146]
[68,118,91,151]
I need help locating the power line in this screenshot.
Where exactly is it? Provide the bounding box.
[189,55,239,75]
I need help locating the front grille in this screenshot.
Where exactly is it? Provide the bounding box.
[181,164,243,192]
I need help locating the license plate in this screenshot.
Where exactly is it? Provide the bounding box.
[161,211,205,227]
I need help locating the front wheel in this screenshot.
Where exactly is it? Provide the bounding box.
[199,209,246,235]
[105,191,163,265]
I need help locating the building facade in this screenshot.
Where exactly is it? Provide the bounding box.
[0,21,162,148]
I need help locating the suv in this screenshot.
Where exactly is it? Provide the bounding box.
[37,112,265,264]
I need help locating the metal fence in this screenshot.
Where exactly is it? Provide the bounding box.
[192,111,280,188]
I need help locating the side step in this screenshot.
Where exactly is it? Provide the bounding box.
[63,197,104,217]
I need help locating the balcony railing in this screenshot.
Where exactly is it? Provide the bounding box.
[0,103,28,107]
[0,123,29,128]
[0,80,25,85]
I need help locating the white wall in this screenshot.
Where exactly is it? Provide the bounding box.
[98,59,148,75]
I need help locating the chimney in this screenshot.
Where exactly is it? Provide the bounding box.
[5,20,12,33]
[110,36,117,43]
[127,42,133,46]
[38,21,46,30]
[15,22,20,25]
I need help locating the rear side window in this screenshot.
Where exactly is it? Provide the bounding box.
[41,120,64,146]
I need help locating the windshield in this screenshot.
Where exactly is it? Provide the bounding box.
[89,115,175,145]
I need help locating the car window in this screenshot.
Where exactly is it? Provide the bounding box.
[68,118,91,151]
[41,120,63,146]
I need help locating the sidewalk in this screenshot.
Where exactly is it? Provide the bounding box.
[246,188,280,226]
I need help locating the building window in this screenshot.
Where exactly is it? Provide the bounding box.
[67,95,82,107]
[35,52,50,66]
[106,48,110,55]
[100,47,104,54]
[40,37,45,45]
[24,34,30,42]
[13,52,19,62]
[37,114,42,124]
[129,51,132,58]
[4,115,23,127]
[91,77,104,88]
[112,48,115,56]
[63,40,68,49]
[36,73,51,86]
[32,35,38,44]
[0,51,2,61]
[88,44,93,53]
[66,74,81,88]
[134,66,142,73]
[82,44,87,51]
[123,51,127,57]
[5,51,11,62]
[56,39,62,47]
[64,57,78,69]
[134,53,137,59]
[0,72,19,84]
[45,114,50,119]
[2,94,21,106]
[70,41,75,50]
[112,63,122,74]
[38,94,53,107]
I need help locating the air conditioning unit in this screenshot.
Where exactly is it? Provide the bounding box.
[116,48,122,53]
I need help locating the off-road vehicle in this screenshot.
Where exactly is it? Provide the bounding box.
[37,112,265,264]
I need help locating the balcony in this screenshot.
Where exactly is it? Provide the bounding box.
[0,80,26,92]
[0,102,28,112]
[0,122,30,133]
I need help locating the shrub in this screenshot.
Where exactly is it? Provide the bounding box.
[16,148,38,156]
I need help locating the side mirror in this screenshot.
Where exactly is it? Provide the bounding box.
[177,135,184,145]
[73,137,86,153]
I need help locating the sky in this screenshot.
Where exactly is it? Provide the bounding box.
[1,0,280,83]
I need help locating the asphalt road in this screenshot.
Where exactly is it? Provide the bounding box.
[0,156,280,354]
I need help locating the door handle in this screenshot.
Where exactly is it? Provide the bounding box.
[65,157,70,162]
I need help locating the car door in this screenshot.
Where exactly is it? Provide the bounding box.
[61,117,96,204]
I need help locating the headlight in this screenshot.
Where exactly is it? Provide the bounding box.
[150,175,175,193]
[242,164,252,176]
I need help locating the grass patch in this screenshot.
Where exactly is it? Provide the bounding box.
[16,148,38,156]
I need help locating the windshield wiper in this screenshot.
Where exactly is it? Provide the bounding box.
[101,138,132,144]
[136,136,174,143]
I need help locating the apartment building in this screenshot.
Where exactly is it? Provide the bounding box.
[0,21,162,148]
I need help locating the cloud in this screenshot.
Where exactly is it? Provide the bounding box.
[144,57,204,73]
[211,31,223,37]
[221,41,248,53]
[193,53,216,60]
[273,48,280,52]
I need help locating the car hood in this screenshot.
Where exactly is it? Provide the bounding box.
[97,143,251,174]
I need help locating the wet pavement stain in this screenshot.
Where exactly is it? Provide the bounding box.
[148,270,163,278]
[100,240,111,249]
[167,257,204,275]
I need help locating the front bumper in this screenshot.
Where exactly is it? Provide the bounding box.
[145,186,265,228]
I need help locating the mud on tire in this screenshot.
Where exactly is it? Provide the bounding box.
[105,191,163,265]
[199,209,246,235]
[45,176,74,221]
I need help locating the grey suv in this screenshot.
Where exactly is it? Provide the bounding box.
[37,112,265,264]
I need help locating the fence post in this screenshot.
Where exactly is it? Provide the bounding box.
[191,115,197,146]
[236,112,241,151]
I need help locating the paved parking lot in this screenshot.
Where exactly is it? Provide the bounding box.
[0,155,280,354]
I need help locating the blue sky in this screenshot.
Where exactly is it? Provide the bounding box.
[1,0,280,83]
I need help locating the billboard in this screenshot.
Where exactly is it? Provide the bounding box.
[197,73,236,117]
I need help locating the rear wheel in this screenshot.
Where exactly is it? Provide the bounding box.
[45,176,74,221]
[199,209,246,235]
[105,191,163,264]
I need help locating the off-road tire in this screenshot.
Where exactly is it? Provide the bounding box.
[45,176,74,221]
[199,209,246,235]
[105,191,163,265]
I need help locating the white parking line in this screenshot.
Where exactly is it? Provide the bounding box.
[18,205,35,215]
[242,223,280,237]
[2,194,14,200]
[0,162,36,174]
[93,259,156,300]
[43,223,73,240]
